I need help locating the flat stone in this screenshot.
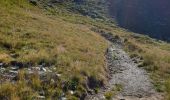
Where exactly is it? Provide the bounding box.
[36,96,45,99]
[9,70,18,74]
[42,68,47,72]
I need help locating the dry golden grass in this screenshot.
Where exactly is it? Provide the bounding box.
[0,0,108,99]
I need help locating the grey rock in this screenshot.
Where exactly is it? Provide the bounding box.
[36,96,45,99]
[0,63,3,66]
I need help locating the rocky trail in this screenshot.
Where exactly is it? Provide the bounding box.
[86,29,163,100]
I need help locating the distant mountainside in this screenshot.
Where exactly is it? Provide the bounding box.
[37,0,109,19]
[43,0,170,42]
[108,0,170,42]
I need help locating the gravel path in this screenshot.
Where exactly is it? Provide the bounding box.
[85,30,163,100]
[107,45,162,99]
[108,45,155,96]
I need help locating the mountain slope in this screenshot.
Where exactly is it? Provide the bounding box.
[0,0,108,99]
[0,0,170,99]
[108,0,170,42]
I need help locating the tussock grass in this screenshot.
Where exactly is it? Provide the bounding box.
[104,91,114,100]
[0,0,108,99]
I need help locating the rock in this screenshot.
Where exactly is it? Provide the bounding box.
[0,63,3,66]
[39,90,45,96]
[61,97,67,100]
[32,67,40,71]
[9,70,18,74]
[10,53,19,58]
[38,71,46,75]
[42,68,47,72]
[51,79,55,83]
[36,96,45,99]
[10,67,19,70]
[56,74,61,77]
[69,90,74,95]
[48,69,52,72]
[0,68,6,72]
[27,70,34,74]
[102,96,105,99]
[28,68,31,71]
[52,67,56,70]
[2,74,16,80]
[62,93,65,96]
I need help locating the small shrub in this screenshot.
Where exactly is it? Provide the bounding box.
[114,84,122,91]
[74,91,82,98]
[63,76,80,92]
[139,55,159,71]
[165,79,170,99]
[154,82,165,92]
[104,91,114,100]
[67,95,79,100]
[87,76,103,89]
[124,38,128,42]
[94,88,99,94]
[0,41,12,49]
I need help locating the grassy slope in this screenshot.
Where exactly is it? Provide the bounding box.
[0,0,108,99]
[0,0,170,99]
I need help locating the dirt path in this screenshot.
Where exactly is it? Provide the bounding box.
[85,30,163,100]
